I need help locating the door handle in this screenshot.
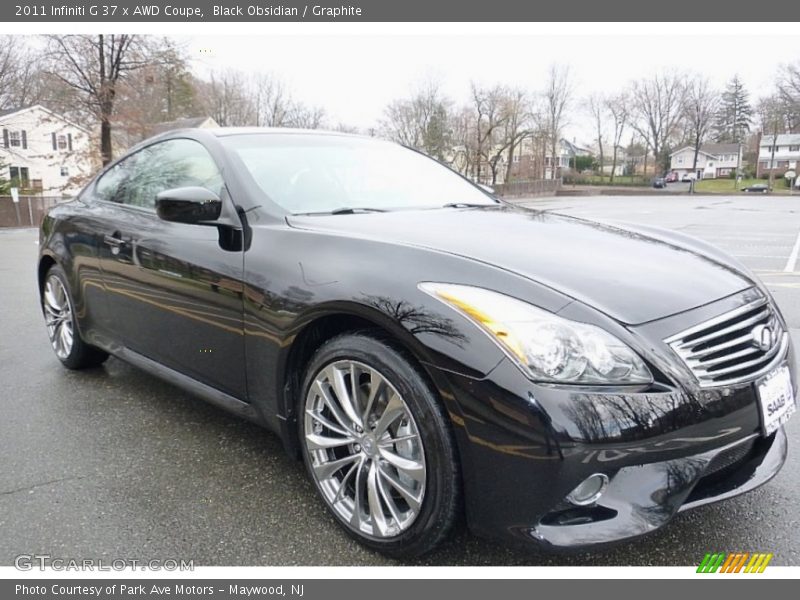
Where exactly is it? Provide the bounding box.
[103,233,125,247]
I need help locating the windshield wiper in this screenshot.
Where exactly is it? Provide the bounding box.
[330,207,387,215]
[295,207,388,216]
[441,202,494,209]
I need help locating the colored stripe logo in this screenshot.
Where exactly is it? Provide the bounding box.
[696,552,773,573]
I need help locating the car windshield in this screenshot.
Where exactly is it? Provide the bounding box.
[221,133,497,214]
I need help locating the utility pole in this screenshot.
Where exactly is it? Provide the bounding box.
[735,142,741,191]
[768,132,777,193]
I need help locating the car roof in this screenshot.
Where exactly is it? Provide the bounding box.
[204,127,374,141]
[124,127,387,160]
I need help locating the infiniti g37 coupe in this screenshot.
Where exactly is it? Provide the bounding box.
[38,129,796,557]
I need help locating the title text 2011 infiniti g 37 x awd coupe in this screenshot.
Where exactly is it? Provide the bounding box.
[39,129,796,557]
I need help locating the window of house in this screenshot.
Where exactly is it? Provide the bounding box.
[9,131,21,147]
[708,162,714,167]
[677,157,683,164]
[8,166,30,186]
[60,167,69,177]
[790,145,800,152]
[57,135,68,150]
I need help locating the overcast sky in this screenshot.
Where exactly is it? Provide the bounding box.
[177,33,799,143]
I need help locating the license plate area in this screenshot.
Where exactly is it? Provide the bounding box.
[757,364,796,436]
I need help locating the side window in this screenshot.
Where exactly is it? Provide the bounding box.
[94,153,139,204]
[95,139,224,210]
[125,139,225,210]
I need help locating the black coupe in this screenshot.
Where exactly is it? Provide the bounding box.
[38,129,795,557]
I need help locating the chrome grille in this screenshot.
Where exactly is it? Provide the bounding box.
[665,298,788,387]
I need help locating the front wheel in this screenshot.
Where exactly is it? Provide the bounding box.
[298,333,460,558]
[41,265,108,369]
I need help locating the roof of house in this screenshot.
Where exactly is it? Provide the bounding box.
[760,133,800,146]
[670,143,741,158]
[149,116,218,135]
[0,106,35,118]
[560,138,593,156]
[0,104,91,133]
[699,143,741,155]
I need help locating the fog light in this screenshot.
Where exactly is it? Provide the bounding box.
[566,473,609,506]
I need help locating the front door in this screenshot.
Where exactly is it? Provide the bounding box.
[94,138,247,399]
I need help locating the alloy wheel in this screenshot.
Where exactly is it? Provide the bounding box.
[304,360,426,538]
[43,275,75,360]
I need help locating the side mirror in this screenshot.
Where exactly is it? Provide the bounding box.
[156,187,222,224]
[478,183,495,195]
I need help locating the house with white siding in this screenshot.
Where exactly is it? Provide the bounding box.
[669,143,742,180]
[1,105,94,196]
[756,133,800,178]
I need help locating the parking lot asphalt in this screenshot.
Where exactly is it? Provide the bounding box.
[1,194,799,567]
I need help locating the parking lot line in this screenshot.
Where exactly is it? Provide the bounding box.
[784,229,800,272]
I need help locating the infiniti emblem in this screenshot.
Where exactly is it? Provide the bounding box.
[751,324,774,352]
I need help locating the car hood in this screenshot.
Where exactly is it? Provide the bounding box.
[287,205,752,325]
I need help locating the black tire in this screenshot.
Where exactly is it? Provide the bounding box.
[41,264,109,370]
[298,331,460,558]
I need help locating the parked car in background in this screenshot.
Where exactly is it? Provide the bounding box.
[742,183,771,193]
[665,172,679,183]
[37,128,796,557]
[652,177,666,189]
[681,173,697,182]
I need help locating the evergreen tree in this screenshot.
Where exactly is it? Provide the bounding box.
[422,103,452,162]
[714,75,753,143]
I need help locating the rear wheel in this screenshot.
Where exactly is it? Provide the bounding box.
[298,332,460,558]
[42,265,108,369]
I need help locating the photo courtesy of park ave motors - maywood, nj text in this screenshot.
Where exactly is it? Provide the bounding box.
[1,10,800,579]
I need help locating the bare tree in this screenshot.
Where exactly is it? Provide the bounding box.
[543,64,572,180]
[684,77,719,175]
[605,92,629,183]
[777,61,800,132]
[1,36,73,112]
[448,105,475,176]
[380,78,452,161]
[382,98,422,147]
[500,88,532,184]
[630,72,687,174]
[112,40,201,145]
[45,35,153,165]
[586,93,606,177]
[197,69,254,127]
[758,95,785,191]
[251,73,292,127]
[0,36,15,108]
[289,103,326,129]
[470,83,510,183]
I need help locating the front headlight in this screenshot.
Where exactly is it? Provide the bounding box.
[419,283,652,385]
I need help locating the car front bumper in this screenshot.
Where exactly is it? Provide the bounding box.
[430,350,793,549]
